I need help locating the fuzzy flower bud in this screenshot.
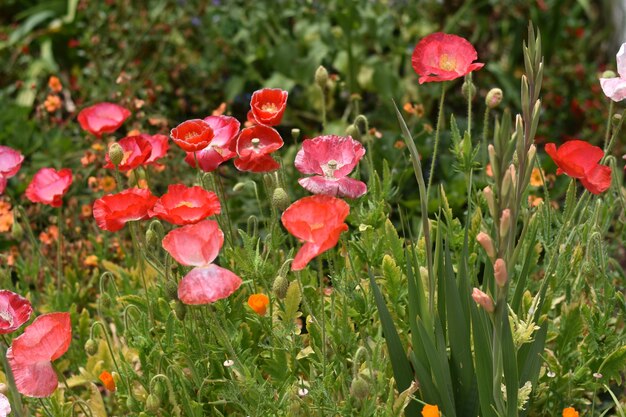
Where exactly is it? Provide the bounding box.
[174,301,186,320]
[494,258,508,287]
[291,128,301,142]
[346,124,361,140]
[165,280,178,301]
[85,339,98,355]
[500,209,511,238]
[476,232,496,260]
[11,218,23,240]
[350,376,370,401]
[486,88,503,108]
[145,394,160,412]
[315,65,329,90]
[612,113,622,127]
[272,187,290,211]
[462,79,477,100]
[108,142,124,166]
[272,275,289,299]
[472,288,494,313]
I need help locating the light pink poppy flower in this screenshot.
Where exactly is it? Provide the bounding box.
[0,146,25,194]
[77,102,131,138]
[162,220,242,304]
[295,135,367,199]
[7,312,72,398]
[600,43,626,102]
[0,393,10,417]
[184,116,240,172]
[0,290,33,334]
[25,168,72,207]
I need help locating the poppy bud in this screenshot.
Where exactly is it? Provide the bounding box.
[494,258,507,287]
[488,144,497,172]
[499,209,511,239]
[145,394,160,412]
[472,288,494,313]
[85,339,98,355]
[174,301,186,320]
[354,115,369,135]
[11,218,23,240]
[346,124,361,140]
[485,88,503,108]
[100,293,111,307]
[272,187,290,211]
[602,70,617,79]
[165,280,178,301]
[291,128,301,142]
[145,228,157,247]
[612,113,622,127]
[126,396,141,412]
[108,142,124,166]
[462,79,477,100]
[350,376,370,400]
[315,65,329,90]
[272,275,289,299]
[476,232,496,260]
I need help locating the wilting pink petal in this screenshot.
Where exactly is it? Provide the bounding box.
[0,290,33,334]
[178,264,242,305]
[599,77,626,102]
[0,392,10,416]
[298,176,367,199]
[162,220,223,267]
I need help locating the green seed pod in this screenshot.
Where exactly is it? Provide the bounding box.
[84,339,98,356]
[350,376,370,400]
[165,280,179,301]
[108,142,124,166]
[145,394,160,412]
[315,65,329,90]
[271,187,290,211]
[272,275,289,300]
[174,301,186,321]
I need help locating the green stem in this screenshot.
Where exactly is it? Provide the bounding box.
[1,337,26,417]
[482,106,490,166]
[603,100,614,152]
[56,206,63,291]
[317,256,327,382]
[319,85,327,130]
[426,85,446,201]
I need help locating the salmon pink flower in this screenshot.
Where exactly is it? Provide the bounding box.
[162,220,242,304]
[77,102,131,138]
[412,33,484,84]
[250,88,288,126]
[281,195,349,271]
[104,135,152,171]
[184,116,239,172]
[170,119,214,152]
[93,188,158,231]
[295,135,367,198]
[0,146,24,194]
[149,184,221,225]
[234,125,283,172]
[599,43,626,102]
[0,290,33,334]
[144,134,169,165]
[545,140,612,194]
[7,312,72,398]
[25,168,72,207]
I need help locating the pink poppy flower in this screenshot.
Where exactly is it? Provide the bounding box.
[249,88,288,126]
[0,290,33,334]
[0,146,24,194]
[0,393,9,417]
[162,220,242,304]
[600,43,626,102]
[7,312,72,398]
[93,188,158,231]
[77,102,131,138]
[25,168,72,207]
[281,195,350,271]
[295,135,367,198]
[411,33,484,84]
[149,184,221,225]
[104,135,152,171]
[234,125,283,173]
[144,134,169,165]
[184,116,240,172]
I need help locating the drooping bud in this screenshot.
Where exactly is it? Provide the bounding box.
[272,187,290,211]
[346,124,361,140]
[472,288,495,313]
[476,232,496,260]
[612,113,622,127]
[485,88,503,109]
[354,115,369,135]
[108,142,124,166]
[499,209,511,239]
[494,258,508,287]
[350,376,370,401]
[145,228,157,247]
[145,394,160,412]
[315,65,329,90]
[272,275,289,300]
[85,339,98,355]
[165,280,178,301]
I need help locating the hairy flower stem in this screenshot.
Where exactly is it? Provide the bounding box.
[603,100,614,152]
[319,84,327,130]
[481,106,490,166]
[426,85,446,200]
[317,256,327,382]
[0,337,25,417]
[56,206,63,291]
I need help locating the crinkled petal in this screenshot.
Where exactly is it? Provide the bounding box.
[292,242,322,271]
[600,77,626,102]
[10,313,72,362]
[178,265,242,304]
[7,350,58,398]
[162,220,223,267]
[580,164,612,195]
[298,176,340,196]
[336,177,367,198]
[234,155,280,172]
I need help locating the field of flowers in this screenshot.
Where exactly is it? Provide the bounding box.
[0,1,625,416]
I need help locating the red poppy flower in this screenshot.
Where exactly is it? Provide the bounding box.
[170,119,214,152]
[162,220,242,304]
[149,184,221,225]
[411,33,484,84]
[184,116,239,172]
[93,188,158,231]
[295,135,367,199]
[0,290,33,334]
[7,312,71,398]
[144,134,169,165]
[25,168,72,207]
[77,102,131,138]
[545,140,612,194]
[234,125,283,172]
[250,88,288,126]
[0,146,24,194]
[104,135,152,171]
[281,195,350,271]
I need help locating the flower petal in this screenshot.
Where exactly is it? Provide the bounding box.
[6,351,58,398]
[162,220,223,266]
[178,265,242,305]
[600,77,626,102]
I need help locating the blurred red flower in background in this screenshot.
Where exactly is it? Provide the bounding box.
[77,102,131,138]
[545,140,611,194]
[25,168,72,207]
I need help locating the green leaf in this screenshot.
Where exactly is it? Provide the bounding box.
[283,280,302,323]
[599,345,626,385]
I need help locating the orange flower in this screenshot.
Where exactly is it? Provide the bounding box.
[486,163,493,177]
[212,102,227,116]
[81,204,93,218]
[528,195,543,207]
[98,370,116,392]
[247,294,270,316]
[422,404,440,417]
[404,102,416,114]
[99,176,117,193]
[39,225,59,245]
[0,200,13,233]
[562,407,579,417]
[44,95,62,113]
[84,255,98,267]
[530,167,544,187]
[48,76,62,93]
